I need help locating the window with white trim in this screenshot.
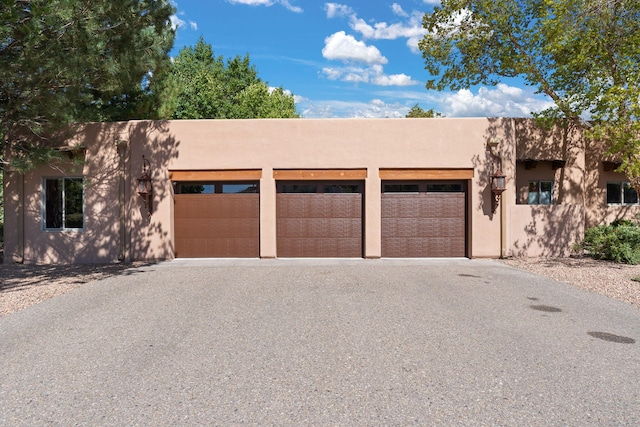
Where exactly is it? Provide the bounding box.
[607,182,638,205]
[528,180,553,205]
[43,177,84,230]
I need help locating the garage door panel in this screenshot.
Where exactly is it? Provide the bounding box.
[382,186,466,257]
[382,237,465,258]
[175,218,259,239]
[277,194,361,218]
[175,238,259,258]
[383,218,464,238]
[278,238,362,258]
[277,218,362,238]
[175,195,258,219]
[276,185,363,258]
[382,196,438,218]
[174,192,259,258]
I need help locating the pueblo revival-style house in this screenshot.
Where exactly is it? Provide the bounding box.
[3,118,639,264]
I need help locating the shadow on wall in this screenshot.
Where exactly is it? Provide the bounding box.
[512,118,585,205]
[18,120,181,263]
[128,120,181,262]
[19,122,130,263]
[482,118,586,257]
[470,117,516,220]
[509,205,585,257]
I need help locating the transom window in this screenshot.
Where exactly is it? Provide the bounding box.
[43,177,84,230]
[528,181,553,205]
[382,181,464,193]
[277,182,362,193]
[607,182,638,205]
[175,182,259,194]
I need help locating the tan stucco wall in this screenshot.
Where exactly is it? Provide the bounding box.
[507,204,585,257]
[125,118,506,261]
[10,117,635,263]
[3,123,129,263]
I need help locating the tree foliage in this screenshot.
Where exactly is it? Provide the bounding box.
[153,38,299,119]
[419,0,640,186]
[405,104,443,118]
[1,0,176,170]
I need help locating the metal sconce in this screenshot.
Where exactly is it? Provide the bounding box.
[136,155,153,218]
[487,138,506,213]
[491,168,506,212]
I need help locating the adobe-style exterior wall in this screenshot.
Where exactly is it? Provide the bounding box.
[3,117,639,264]
[125,118,508,261]
[3,123,130,264]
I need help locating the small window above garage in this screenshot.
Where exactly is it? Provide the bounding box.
[175,182,259,194]
[382,181,464,193]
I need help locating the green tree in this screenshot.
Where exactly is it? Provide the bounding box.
[154,37,299,119]
[1,0,176,171]
[419,0,640,186]
[405,104,443,118]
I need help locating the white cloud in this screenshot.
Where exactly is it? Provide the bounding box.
[322,31,387,65]
[373,73,418,87]
[322,67,343,80]
[227,0,302,13]
[440,84,555,117]
[169,15,185,30]
[351,17,427,41]
[300,98,408,118]
[327,5,427,55]
[321,63,419,87]
[423,0,441,5]
[392,3,409,17]
[168,2,198,31]
[325,3,353,18]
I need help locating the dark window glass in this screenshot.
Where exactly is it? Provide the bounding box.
[527,181,540,204]
[528,181,553,205]
[607,183,622,204]
[45,179,63,228]
[539,181,553,205]
[177,182,259,194]
[64,178,84,228]
[383,184,419,193]
[179,184,214,194]
[623,182,638,204]
[280,184,317,193]
[45,178,83,229]
[426,183,463,192]
[222,183,258,194]
[324,184,360,193]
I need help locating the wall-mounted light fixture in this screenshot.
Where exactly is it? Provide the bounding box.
[491,168,506,210]
[487,138,506,213]
[136,155,153,218]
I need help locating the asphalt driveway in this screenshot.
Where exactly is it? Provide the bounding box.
[1,259,639,426]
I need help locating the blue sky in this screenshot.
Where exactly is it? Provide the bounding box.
[169,0,554,118]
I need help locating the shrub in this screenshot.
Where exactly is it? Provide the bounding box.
[581,222,640,264]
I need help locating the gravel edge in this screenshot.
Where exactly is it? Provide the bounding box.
[499,257,640,309]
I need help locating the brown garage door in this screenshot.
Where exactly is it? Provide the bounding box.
[174,182,259,257]
[277,182,363,257]
[382,181,466,257]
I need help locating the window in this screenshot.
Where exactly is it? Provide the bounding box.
[382,181,465,193]
[607,182,638,205]
[528,181,553,205]
[44,177,84,230]
[278,182,363,193]
[175,182,259,194]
